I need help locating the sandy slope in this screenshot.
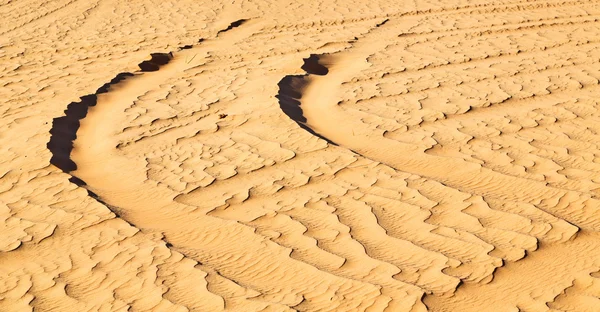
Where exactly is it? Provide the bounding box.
[3,0,600,311]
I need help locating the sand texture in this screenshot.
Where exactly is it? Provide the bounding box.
[3,0,600,311]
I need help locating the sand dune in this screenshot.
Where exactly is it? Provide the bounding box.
[3,0,600,311]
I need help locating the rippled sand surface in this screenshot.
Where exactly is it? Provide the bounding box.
[3,0,600,311]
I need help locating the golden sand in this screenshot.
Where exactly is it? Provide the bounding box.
[3,0,600,311]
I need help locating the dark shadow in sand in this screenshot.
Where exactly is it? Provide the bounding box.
[47,51,176,173]
[47,72,135,173]
[217,19,248,35]
[275,54,337,145]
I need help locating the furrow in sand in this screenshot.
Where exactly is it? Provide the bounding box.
[276,16,600,309]
[278,17,600,232]
[47,19,428,311]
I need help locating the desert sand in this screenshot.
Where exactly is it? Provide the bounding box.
[3,0,600,311]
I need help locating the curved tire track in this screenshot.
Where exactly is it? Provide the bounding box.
[275,14,600,311]
[275,18,600,233]
[46,19,429,311]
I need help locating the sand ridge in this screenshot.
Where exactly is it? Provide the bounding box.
[4,0,600,311]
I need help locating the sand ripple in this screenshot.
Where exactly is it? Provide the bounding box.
[4,1,600,311]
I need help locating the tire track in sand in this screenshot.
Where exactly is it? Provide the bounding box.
[277,17,600,232]
[48,19,429,311]
[275,14,600,311]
